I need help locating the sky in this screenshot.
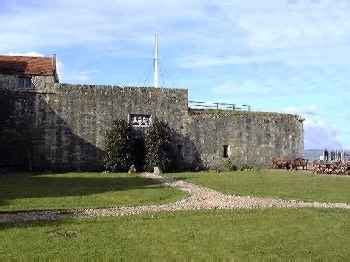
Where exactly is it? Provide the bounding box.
[1,0,349,149]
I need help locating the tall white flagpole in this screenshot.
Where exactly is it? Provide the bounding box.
[153,33,159,88]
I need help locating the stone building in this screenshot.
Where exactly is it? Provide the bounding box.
[0,55,304,171]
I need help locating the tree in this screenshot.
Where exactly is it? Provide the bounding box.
[144,119,177,172]
[104,119,134,171]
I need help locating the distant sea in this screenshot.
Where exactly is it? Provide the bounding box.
[304,149,350,161]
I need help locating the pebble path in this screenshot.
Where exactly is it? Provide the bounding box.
[1,172,349,224]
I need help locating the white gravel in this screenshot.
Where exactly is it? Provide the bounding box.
[1,172,349,224]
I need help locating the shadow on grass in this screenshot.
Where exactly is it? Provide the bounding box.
[170,176,193,181]
[0,219,60,230]
[164,173,201,182]
[0,173,165,209]
[0,213,81,230]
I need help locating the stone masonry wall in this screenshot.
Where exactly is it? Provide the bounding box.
[1,81,189,170]
[0,74,303,170]
[43,84,188,170]
[0,74,55,90]
[185,110,304,168]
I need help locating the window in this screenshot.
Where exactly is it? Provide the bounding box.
[223,145,229,158]
[18,77,31,88]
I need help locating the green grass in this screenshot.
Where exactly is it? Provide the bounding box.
[0,172,185,212]
[1,209,350,260]
[167,170,350,203]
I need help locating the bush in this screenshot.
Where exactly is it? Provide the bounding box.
[222,159,238,171]
[104,120,135,172]
[144,119,177,172]
[239,164,254,171]
[239,163,262,173]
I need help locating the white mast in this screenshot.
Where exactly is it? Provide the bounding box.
[153,33,159,88]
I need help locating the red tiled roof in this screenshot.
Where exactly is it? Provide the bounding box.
[0,55,56,76]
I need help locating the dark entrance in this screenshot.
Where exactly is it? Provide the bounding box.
[130,129,146,171]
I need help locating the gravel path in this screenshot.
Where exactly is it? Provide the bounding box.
[1,172,350,224]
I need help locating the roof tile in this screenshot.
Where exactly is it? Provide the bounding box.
[0,55,56,76]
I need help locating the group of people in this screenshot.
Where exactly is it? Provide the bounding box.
[321,150,345,162]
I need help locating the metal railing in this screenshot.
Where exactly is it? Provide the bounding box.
[189,100,251,111]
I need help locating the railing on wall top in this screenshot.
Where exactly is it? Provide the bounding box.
[189,100,251,112]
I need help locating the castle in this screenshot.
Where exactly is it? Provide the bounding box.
[0,55,304,171]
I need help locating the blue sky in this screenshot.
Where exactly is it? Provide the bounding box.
[1,0,349,149]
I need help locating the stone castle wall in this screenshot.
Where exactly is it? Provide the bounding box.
[186,110,303,168]
[0,74,304,170]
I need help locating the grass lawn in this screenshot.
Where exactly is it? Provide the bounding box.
[1,208,350,260]
[166,170,350,203]
[0,172,185,212]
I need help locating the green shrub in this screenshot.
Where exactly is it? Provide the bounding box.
[144,119,177,172]
[239,164,262,173]
[239,164,254,171]
[104,120,135,172]
[222,159,238,171]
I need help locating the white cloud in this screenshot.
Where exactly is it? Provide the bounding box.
[236,0,350,50]
[282,105,320,117]
[176,1,350,68]
[212,76,312,99]
[213,80,275,97]
[61,69,100,84]
[2,0,350,69]
[281,105,343,149]
[178,44,350,69]
[71,72,91,83]
[5,52,45,57]
[179,54,278,68]
[304,119,343,150]
[0,0,209,51]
